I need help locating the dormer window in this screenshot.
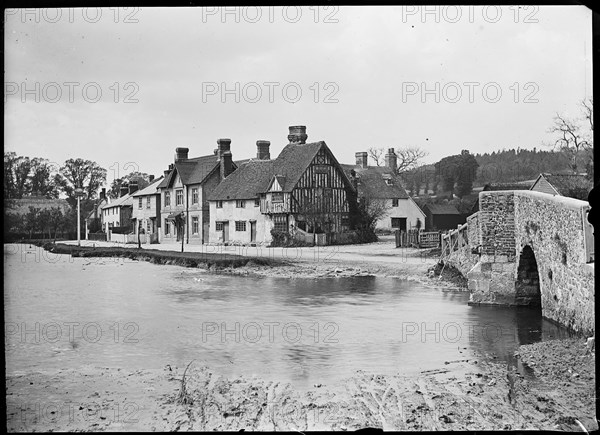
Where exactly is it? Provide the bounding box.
[386,179,393,186]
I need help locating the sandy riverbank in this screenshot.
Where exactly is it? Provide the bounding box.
[6,338,595,432]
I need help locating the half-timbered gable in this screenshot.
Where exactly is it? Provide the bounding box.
[207,126,358,245]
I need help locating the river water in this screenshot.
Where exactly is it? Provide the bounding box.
[4,244,572,390]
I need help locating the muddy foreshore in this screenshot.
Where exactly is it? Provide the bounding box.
[6,339,596,432]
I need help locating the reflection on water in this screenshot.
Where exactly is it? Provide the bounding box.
[4,244,573,390]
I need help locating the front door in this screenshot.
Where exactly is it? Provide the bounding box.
[222,222,229,242]
[250,221,257,242]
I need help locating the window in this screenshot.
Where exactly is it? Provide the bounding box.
[216,200,223,208]
[192,188,199,205]
[165,191,170,207]
[272,192,284,203]
[192,216,199,234]
[146,197,151,209]
[254,198,260,207]
[216,221,224,231]
[165,221,170,235]
[235,221,246,231]
[138,198,143,209]
[146,220,151,234]
[176,189,183,206]
[273,214,288,232]
[236,200,246,208]
[392,198,399,207]
[386,179,393,186]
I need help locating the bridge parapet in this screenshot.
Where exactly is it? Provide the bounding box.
[467,190,594,335]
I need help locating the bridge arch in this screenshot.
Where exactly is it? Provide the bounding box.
[466,190,594,334]
[514,245,541,307]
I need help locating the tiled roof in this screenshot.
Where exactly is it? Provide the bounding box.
[102,193,133,209]
[539,173,592,198]
[132,177,164,197]
[341,164,409,199]
[272,142,324,191]
[425,203,461,215]
[208,160,274,200]
[157,155,221,189]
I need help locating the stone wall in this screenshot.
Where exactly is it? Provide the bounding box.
[468,190,594,335]
[513,190,594,334]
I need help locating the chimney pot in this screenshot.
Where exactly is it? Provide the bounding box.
[256,140,271,160]
[288,125,307,144]
[175,147,189,161]
[100,188,106,200]
[355,152,368,168]
[216,138,231,159]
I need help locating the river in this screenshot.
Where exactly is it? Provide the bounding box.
[4,244,571,390]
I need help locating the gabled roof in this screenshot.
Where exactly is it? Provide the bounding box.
[157,155,224,189]
[208,141,354,201]
[132,177,164,197]
[424,203,461,215]
[341,164,409,199]
[102,193,133,209]
[208,160,274,200]
[533,173,592,198]
[272,141,324,191]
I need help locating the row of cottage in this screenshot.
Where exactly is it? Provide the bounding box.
[88,126,428,245]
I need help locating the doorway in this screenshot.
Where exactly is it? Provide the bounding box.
[250,221,257,242]
[222,221,229,243]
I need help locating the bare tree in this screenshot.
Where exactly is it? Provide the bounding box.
[357,196,389,232]
[367,147,384,166]
[548,101,593,173]
[367,146,428,174]
[395,147,429,174]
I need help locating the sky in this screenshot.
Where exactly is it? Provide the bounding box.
[4,6,593,187]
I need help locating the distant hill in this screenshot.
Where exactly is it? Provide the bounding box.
[474,148,570,186]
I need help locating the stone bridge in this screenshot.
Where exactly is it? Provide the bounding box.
[446,190,594,335]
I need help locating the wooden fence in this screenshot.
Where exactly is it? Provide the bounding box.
[395,229,441,248]
[88,232,107,242]
[440,223,468,257]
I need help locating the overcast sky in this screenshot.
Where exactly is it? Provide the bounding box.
[4,6,592,186]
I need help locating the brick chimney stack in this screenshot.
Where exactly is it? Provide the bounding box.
[120,186,129,197]
[128,183,139,195]
[217,138,233,179]
[355,152,368,168]
[256,140,271,160]
[100,188,106,201]
[288,125,307,144]
[148,175,155,183]
[175,147,189,162]
[385,148,397,172]
[216,138,231,160]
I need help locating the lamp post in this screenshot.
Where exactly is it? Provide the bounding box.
[74,187,85,246]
